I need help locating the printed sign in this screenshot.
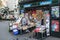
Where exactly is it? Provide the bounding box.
[23,4,31,8]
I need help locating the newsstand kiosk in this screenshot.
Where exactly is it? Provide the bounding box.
[19,0,60,38]
[50,0,60,37]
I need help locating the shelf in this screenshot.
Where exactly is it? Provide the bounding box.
[19,0,45,4]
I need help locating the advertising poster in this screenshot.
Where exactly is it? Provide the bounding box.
[51,20,59,32]
[51,6,59,18]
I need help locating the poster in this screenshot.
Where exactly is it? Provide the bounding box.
[51,6,59,18]
[51,20,59,32]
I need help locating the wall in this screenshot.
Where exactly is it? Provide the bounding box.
[6,0,19,18]
[0,0,7,8]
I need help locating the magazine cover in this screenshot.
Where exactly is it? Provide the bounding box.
[51,20,59,32]
[51,6,59,18]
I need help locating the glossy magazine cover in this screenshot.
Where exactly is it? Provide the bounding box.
[51,20,59,32]
[51,6,59,18]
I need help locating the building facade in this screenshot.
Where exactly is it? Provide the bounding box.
[6,0,19,18]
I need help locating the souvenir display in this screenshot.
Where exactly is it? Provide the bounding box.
[36,10,43,20]
[44,11,50,36]
[19,0,60,38]
[25,13,29,19]
[12,25,18,29]
[21,17,28,26]
[22,26,28,30]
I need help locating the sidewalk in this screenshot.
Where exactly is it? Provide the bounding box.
[0,21,60,40]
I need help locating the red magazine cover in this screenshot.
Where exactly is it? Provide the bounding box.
[51,20,59,32]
